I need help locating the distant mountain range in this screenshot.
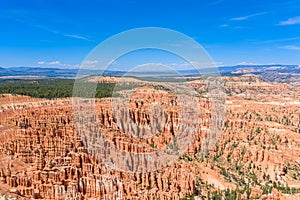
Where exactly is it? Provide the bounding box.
[0,65,299,80]
[0,66,78,78]
[219,64,300,75]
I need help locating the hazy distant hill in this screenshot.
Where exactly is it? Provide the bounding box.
[0,65,299,81]
[0,66,79,78]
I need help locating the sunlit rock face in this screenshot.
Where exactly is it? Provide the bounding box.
[0,76,299,200]
[0,83,219,200]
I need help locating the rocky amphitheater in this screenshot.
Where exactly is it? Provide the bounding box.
[0,76,299,199]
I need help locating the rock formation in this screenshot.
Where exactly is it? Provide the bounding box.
[0,76,299,199]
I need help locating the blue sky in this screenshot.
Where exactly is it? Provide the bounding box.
[0,0,300,68]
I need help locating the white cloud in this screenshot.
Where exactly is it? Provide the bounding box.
[48,61,60,65]
[231,12,267,21]
[80,60,99,69]
[213,61,224,67]
[278,16,300,26]
[237,62,262,65]
[83,60,99,65]
[64,34,90,41]
[37,61,45,65]
[134,63,169,72]
[280,45,300,50]
[37,60,79,68]
[37,60,60,65]
[4,10,92,42]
